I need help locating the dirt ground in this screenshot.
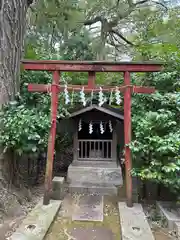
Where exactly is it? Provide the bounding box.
[0,185,44,240]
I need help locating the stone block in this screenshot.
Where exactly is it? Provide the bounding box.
[68,161,123,186]
[68,181,117,196]
[52,176,64,190]
[72,195,103,222]
[52,176,65,200]
[118,202,154,240]
[157,201,180,231]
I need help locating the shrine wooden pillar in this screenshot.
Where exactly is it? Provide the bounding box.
[88,71,96,88]
[43,70,60,205]
[123,71,133,207]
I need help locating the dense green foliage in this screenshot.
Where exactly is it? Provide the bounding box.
[0,72,51,155]
[131,72,180,191]
[0,71,67,155]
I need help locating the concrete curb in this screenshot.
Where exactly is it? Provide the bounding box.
[156,201,180,231]
[10,199,61,240]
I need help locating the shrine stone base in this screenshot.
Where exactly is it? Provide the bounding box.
[67,161,123,195]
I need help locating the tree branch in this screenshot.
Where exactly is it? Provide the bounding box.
[111,33,129,48]
[109,0,150,29]
[135,0,167,10]
[135,0,149,6]
[116,0,120,7]
[84,16,103,26]
[109,8,134,28]
[152,1,168,10]
[111,29,135,46]
[107,38,122,53]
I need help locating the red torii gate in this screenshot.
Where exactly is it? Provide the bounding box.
[22,60,163,207]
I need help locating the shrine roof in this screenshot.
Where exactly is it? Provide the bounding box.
[67,104,124,120]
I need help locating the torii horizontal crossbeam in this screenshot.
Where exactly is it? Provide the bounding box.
[28,83,155,94]
[22,60,163,72]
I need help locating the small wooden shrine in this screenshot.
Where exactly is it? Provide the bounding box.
[65,103,124,189]
[68,104,124,163]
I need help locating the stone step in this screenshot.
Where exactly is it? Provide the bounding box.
[68,162,123,186]
[68,181,118,196]
[71,161,118,167]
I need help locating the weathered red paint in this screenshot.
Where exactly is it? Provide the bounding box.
[22,60,163,72]
[124,71,133,207]
[88,72,96,88]
[28,84,50,92]
[43,71,59,205]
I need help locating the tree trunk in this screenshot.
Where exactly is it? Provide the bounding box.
[0,0,32,105]
[0,1,33,217]
[0,0,32,183]
[97,22,107,61]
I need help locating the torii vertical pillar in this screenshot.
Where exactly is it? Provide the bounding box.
[43,71,60,205]
[124,71,133,207]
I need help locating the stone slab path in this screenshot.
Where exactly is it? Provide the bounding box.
[118,202,154,240]
[9,200,61,240]
[72,195,103,222]
[13,193,174,240]
[45,194,120,240]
